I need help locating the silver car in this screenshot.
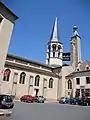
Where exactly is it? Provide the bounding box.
[35,96,46,103]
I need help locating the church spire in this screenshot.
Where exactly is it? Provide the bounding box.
[50,17,60,42]
[46,17,63,67]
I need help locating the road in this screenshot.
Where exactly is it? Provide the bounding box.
[1,101,90,120]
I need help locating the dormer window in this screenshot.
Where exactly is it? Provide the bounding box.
[86,66,89,70]
[76,68,79,71]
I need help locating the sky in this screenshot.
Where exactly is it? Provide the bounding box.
[1,0,90,64]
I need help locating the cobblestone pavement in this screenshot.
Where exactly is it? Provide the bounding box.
[1,101,90,120]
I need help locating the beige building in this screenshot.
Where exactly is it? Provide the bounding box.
[0,2,18,86]
[0,2,90,101]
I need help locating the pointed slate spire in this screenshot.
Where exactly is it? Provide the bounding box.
[50,17,60,42]
[72,25,80,37]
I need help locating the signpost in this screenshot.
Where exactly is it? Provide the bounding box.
[63,52,70,61]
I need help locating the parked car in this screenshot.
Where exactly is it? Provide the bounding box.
[78,97,90,106]
[35,96,46,103]
[70,98,80,105]
[78,98,87,106]
[85,97,90,106]
[0,94,14,109]
[59,97,70,104]
[20,95,35,103]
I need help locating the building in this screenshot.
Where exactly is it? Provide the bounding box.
[0,2,18,85]
[66,60,90,98]
[0,2,90,101]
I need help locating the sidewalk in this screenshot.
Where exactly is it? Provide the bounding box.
[0,109,12,116]
[45,99,59,103]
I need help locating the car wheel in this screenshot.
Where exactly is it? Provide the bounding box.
[86,103,88,106]
[75,102,78,105]
[0,105,2,109]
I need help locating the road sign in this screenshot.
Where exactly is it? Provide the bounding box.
[63,52,70,61]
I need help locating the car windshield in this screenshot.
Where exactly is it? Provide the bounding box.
[39,96,43,98]
[3,95,12,102]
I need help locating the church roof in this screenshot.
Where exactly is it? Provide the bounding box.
[77,60,90,71]
[6,54,55,69]
[66,60,90,78]
[0,2,18,23]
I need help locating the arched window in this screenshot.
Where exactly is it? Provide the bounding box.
[48,45,50,51]
[49,78,53,88]
[53,52,55,57]
[58,45,61,52]
[68,79,72,89]
[34,75,40,86]
[48,52,50,58]
[76,68,79,71]
[3,69,11,81]
[52,44,56,52]
[58,52,60,58]
[19,72,26,84]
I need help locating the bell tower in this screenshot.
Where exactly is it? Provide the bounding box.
[46,17,63,67]
[70,25,81,69]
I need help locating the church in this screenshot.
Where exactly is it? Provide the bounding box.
[0,2,90,101]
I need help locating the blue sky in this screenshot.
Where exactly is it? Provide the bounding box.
[1,0,90,63]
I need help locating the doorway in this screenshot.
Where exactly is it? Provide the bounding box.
[34,89,39,96]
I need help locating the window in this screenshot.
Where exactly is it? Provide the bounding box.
[86,77,90,84]
[58,45,61,52]
[49,78,53,88]
[19,72,26,84]
[76,68,79,71]
[67,79,72,89]
[53,52,55,57]
[85,89,90,96]
[75,89,80,97]
[48,52,50,58]
[58,52,60,58]
[52,44,56,52]
[76,78,80,85]
[3,69,11,82]
[34,75,40,86]
[86,66,89,70]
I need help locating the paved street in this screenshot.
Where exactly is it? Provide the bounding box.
[1,101,90,120]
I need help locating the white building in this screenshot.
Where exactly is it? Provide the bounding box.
[0,2,90,101]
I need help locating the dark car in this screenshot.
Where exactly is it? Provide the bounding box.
[70,98,80,105]
[0,94,14,109]
[78,97,90,106]
[85,97,90,106]
[20,95,35,103]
